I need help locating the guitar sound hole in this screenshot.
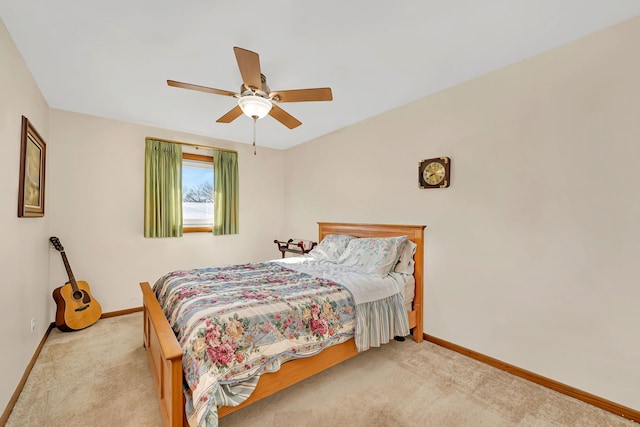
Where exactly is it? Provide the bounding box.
[72,290,84,300]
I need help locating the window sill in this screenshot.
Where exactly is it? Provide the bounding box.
[184,227,213,233]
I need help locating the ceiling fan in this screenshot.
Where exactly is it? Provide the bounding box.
[167,47,333,131]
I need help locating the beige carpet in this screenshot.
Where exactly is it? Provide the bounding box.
[6,313,636,427]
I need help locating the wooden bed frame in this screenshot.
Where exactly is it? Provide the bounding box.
[140,222,425,427]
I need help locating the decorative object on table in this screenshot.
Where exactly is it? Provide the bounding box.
[18,116,46,217]
[274,238,317,258]
[418,156,450,188]
[167,46,333,154]
[50,237,102,331]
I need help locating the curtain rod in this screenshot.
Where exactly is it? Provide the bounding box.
[145,136,238,154]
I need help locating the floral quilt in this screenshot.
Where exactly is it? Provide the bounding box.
[153,262,356,427]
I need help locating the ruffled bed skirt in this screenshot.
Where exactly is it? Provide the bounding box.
[354,292,410,351]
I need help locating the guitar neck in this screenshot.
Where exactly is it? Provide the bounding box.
[60,251,79,292]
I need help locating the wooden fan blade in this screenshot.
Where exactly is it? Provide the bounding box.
[269,104,302,129]
[270,88,333,103]
[216,105,243,123]
[234,47,262,91]
[167,80,237,97]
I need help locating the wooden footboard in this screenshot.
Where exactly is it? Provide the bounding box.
[140,282,184,427]
[141,222,425,427]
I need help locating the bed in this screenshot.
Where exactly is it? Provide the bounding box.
[140,222,425,427]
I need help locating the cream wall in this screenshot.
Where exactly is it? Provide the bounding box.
[48,110,286,314]
[2,12,639,417]
[284,17,640,409]
[0,19,51,414]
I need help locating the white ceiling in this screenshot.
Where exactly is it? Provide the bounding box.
[1,1,638,150]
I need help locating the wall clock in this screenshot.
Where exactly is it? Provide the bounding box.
[418,157,450,188]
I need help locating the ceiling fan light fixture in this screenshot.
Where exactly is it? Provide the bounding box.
[169,47,332,129]
[238,95,272,119]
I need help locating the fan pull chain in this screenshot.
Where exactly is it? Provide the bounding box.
[252,116,257,155]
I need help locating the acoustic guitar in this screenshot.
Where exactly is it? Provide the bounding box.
[50,237,102,331]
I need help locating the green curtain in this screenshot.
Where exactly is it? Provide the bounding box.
[144,139,183,237]
[213,150,239,235]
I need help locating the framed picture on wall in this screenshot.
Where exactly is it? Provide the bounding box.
[18,116,46,217]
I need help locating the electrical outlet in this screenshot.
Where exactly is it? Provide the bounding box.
[31,318,36,332]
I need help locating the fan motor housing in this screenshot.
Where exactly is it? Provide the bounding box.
[241,73,270,97]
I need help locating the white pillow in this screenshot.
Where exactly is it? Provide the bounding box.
[308,234,355,263]
[393,239,417,275]
[337,236,407,277]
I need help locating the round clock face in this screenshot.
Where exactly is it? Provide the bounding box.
[423,162,445,185]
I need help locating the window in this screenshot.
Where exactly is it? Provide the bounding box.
[145,138,237,237]
[182,153,213,232]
